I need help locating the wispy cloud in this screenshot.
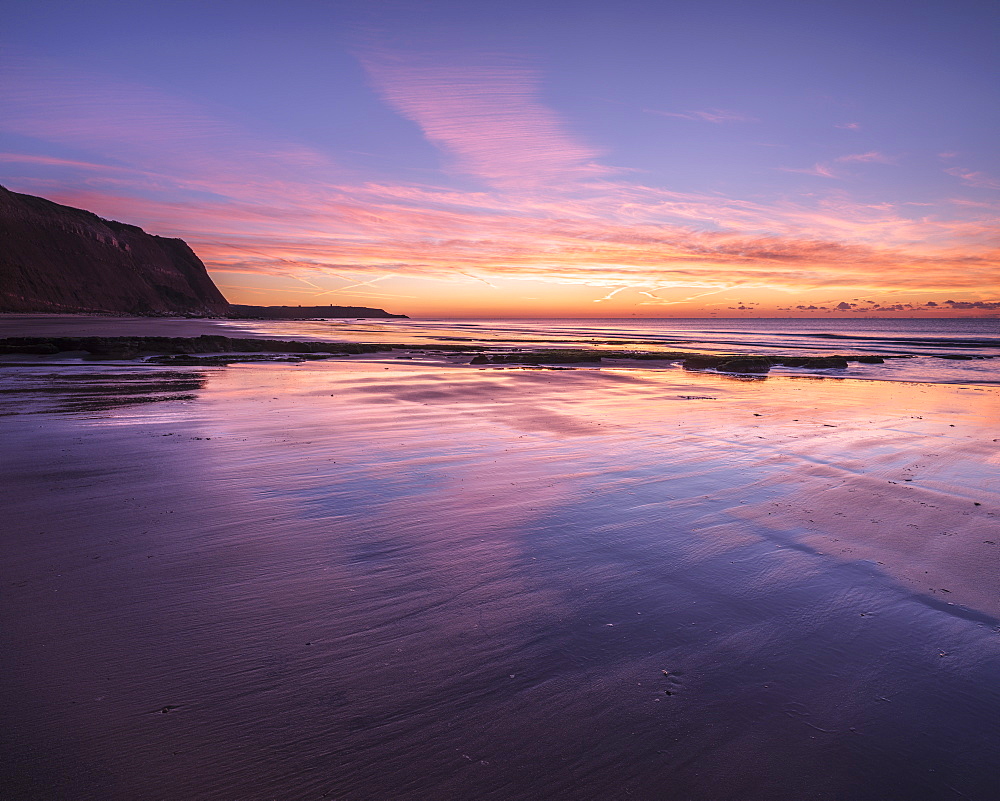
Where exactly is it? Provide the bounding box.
[0,152,149,174]
[835,151,893,164]
[636,287,733,306]
[2,57,997,310]
[779,163,838,178]
[945,167,1000,190]
[361,50,610,188]
[0,57,341,201]
[593,287,628,302]
[646,108,756,124]
[835,122,861,130]
[45,173,997,301]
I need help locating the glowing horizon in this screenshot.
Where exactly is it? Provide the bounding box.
[2,1,997,317]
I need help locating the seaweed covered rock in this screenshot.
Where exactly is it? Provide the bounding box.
[715,358,772,374]
[682,355,728,370]
[0,342,60,354]
[490,350,602,365]
[806,356,849,369]
[775,355,850,368]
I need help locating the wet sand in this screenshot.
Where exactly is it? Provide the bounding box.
[2,353,999,799]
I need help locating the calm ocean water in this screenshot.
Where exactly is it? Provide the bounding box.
[456,317,1000,353]
[216,317,1000,384]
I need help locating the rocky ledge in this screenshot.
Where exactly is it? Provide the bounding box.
[467,349,892,371]
[1,336,933,373]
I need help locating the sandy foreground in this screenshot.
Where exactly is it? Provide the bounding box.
[2,336,999,799]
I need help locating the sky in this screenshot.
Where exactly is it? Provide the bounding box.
[2,0,998,317]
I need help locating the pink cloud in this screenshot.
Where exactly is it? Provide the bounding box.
[835,122,861,130]
[0,153,143,173]
[361,51,610,188]
[2,58,997,306]
[44,172,997,299]
[779,163,838,178]
[945,167,1000,190]
[835,151,893,164]
[0,58,342,202]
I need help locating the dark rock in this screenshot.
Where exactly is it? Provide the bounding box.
[537,350,602,364]
[0,342,60,354]
[469,355,491,364]
[809,356,850,368]
[776,355,851,368]
[484,350,600,365]
[716,358,772,374]
[682,355,728,370]
[776,356,849,369]
[854,355,885,364]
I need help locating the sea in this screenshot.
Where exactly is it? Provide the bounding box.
[215,316,1000,384]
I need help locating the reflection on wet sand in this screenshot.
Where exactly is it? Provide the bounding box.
[2,359,999,800]
[0,369,208,414]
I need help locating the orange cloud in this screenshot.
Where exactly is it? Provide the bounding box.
[2,57,997,314]
[44,174,999,301]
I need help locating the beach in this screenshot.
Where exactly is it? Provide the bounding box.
[2,317,999,800]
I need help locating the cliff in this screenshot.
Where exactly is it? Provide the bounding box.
[0,186,230,316]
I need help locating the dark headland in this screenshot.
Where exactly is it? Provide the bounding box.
[227,304,406,319]
[0,186,406,319]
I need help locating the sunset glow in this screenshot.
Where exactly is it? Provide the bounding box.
[2,0,997,317]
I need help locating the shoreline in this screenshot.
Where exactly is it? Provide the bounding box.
[2,332,997,387]
[1,315,996,386]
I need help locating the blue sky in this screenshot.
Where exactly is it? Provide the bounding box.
[2,0,998,315]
